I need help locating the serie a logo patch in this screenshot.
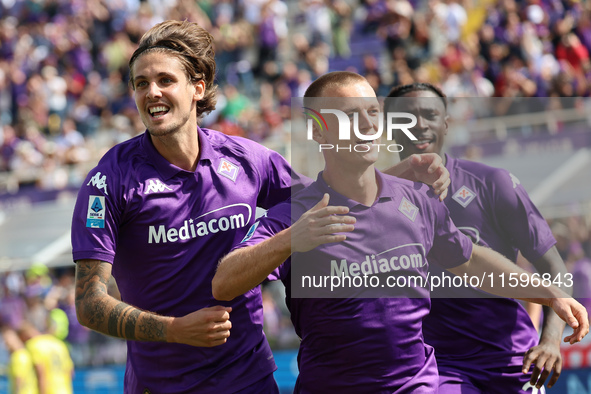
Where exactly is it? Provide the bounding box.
[86,195,105,228]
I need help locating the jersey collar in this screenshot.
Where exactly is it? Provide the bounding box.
[141,127,218,180]
[314,169,394,209]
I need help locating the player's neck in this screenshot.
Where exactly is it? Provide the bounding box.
[150,126,201,172]
[322,165,378,206]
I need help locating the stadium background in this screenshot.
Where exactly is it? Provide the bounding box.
[0,0,591,392]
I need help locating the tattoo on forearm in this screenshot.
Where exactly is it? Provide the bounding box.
[108,303,127,337]
[75,262,110,302]
[138,314,166,341]
[75,262,110,328]
[125,310,141,340]
[76,261,166,342]
[87,297,108,327]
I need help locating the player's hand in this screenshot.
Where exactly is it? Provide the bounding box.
[522,340,562,389]
[408,154,450,201]
[291,193,355,253]
[548,297,589,344]
[169,306,232,347]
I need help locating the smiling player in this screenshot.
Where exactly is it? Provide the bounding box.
[387,83,573,392]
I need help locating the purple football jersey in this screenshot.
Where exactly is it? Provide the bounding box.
[71,127,307,394]
[423,155,557,369]
[236,170,473,393]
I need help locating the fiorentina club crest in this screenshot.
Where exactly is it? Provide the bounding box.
[398,197,419,222]
[452,185,476,208]
[218,158,240,182]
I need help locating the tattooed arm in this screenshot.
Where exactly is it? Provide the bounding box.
[75,259,232,347]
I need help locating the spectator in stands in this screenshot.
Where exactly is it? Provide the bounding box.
[1,0,590,199]
[0,273,27,331]
[55,118,87,166]
[0,124,18,172]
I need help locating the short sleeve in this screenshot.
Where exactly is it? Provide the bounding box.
[71,164,123,264]
[256,149,311,209]
[490,169,556,262]
[428,199,474,269]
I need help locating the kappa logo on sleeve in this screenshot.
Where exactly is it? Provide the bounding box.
[398,197,419,222]
[452,185,476,208]
[217,158,240,182]
[509,173,521,189]
[86,195,106,228]
[87,172,108,195]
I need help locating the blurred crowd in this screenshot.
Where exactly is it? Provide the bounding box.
[1,0,591,192]
[368,0,591,99]
[1,0,591,368]
[551,215,591,313]
[0,264,127,369]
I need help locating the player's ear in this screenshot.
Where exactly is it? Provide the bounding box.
[193,80,205,101]
[444,114,450,136]
[312,124,326,144]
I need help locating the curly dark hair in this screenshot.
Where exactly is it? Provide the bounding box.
[386,82,447,111]
[128,20,217,119]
